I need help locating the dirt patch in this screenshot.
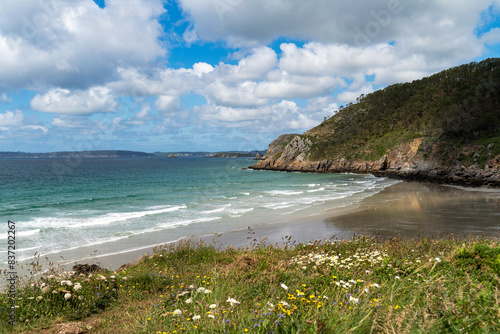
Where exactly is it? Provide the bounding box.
[224,255,257,273]
[44,322,91,334]
[72,264,104,276]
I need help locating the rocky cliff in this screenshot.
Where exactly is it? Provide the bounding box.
[250,59,500,188]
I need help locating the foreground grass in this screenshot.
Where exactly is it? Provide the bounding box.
[1,236,500,333]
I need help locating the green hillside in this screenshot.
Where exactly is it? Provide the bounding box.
[251,59,500,187]
[306,58,500,166]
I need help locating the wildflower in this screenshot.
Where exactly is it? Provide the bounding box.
[395,276,400,280]
[193,315,201,320]
[36,296,43,301]
[64,293,72,300]
[122,277,128,280]
[74,284,82,291]
[280,283,288,290]
[209,304,217,309]
[371,283,380,288]
[197,287,206,293]
[435,257,441,263]
[52,290,58,294]
[226,297,240,306]
[204,289,212,294]
[349,296,359,304]
[208,314,215,318]
[185,298,193,304]
[41,286,50,294]
[173,309,182,316]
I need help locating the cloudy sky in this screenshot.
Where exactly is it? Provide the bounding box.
[1,0,499,153]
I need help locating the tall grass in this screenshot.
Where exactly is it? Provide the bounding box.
[1,236,499,333]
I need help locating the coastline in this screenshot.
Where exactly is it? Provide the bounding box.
[58,180,500,274]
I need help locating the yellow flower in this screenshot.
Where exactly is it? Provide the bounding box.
[244,329,248,333]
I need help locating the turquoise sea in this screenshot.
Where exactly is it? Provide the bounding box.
[0,157,398,266]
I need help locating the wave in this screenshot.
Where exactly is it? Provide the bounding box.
[22,205,187,230]
[307,187,326,193]
[159,216,222,228]
[18,229,40,237]
[264,190,304,196]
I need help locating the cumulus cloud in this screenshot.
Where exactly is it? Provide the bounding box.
[198,100,319,133]
[0,93,11,103]
[0,110,24,126]
[155,95,180,112]
[0,0,166,90]
[31,87,117,114]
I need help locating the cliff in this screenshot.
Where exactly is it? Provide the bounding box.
[250,59,500,187]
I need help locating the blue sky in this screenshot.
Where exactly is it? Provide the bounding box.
[0,0,499,153]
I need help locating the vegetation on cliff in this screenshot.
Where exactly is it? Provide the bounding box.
[252,59,500,186]
[307,58,500,165]
[2,236,500,333]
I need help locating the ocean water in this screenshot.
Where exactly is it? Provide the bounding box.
[0,157,398,266]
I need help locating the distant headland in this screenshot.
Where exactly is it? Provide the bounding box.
[0,150,266,159]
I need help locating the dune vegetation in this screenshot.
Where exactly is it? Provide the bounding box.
[1,235,500,333]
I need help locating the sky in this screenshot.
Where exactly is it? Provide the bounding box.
[0,0,499,153]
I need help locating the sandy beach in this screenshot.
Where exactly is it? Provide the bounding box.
[68,181,500,273]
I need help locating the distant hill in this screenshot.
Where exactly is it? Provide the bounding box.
[0,150,154,159]
[251,58,500,187]
[206,150,267,158]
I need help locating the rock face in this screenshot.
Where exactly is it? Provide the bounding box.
[250,136,500,188]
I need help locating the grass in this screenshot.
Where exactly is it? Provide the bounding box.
[1,236,500,333]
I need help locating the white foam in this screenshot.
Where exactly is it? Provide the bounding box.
[18,229,40,237]
[159,216,221,228]
[228,208,254,214]
[307,187,326,193]
[24,205,187,229]
[264,190,304,196]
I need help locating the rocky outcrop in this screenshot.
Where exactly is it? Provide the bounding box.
[250,136,500,188]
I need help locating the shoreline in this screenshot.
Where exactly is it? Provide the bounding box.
[10,179,500,282]
[65,180,500,273]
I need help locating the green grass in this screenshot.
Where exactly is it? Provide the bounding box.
[1,236,500,333]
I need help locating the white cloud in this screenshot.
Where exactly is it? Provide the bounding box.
[31,87,117,114]
[481,27,500,45]
[21,125,48,135]
[155,95,180,112]
[0,93,11,103]
[0,0,166,90]
[199,100,320,133]
[0,110,24,126]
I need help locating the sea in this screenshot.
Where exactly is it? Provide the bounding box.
[0,157,398,267]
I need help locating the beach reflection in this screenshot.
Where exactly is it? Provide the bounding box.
[326,182,500,238]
